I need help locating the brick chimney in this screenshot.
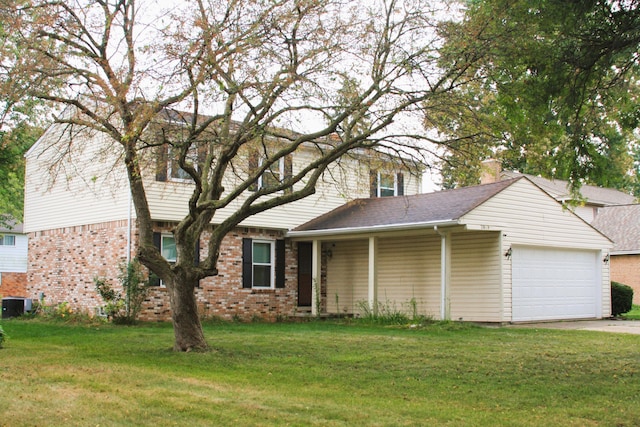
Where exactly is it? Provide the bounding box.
[480,159,502,184]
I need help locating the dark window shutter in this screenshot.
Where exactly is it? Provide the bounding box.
[283,154,293,194]
[155,145,168,182]
[370,169,378,197]
[149,232,162,286]
[275,239,285,288]
[396,172,404,196]
[242,238,253,288]
[248,151,259,192]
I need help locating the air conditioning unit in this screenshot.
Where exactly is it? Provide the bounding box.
[2,297,33,319]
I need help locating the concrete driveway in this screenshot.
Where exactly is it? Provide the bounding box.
[507,319,640,335]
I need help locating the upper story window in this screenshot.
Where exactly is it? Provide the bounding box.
[0,235,16,246]
[258,157,285,191]
[248,152,293,193]
[169,148,199,182]
[370,170,404,197]
[155,144,204,183]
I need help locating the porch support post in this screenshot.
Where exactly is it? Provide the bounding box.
[435,227,451,320]
[311,239,321,316]
[368,236,378,314]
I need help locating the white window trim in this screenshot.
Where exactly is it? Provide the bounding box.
[252,239,276,289]
[158,233,177,287]
[168,147,199,183]
[257,157,285,191]
[0,235,16,246]
[377,171,398,197]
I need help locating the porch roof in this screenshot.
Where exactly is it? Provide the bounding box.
[288,178,519,237]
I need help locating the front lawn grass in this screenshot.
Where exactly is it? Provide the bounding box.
[623,304,640,320]
[1,319,639,426]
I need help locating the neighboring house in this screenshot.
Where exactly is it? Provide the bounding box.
[23,115,422,321]
[289,177,613,322]
[591,205,640,304]
[480,159,636,222]
[0,220,28,297]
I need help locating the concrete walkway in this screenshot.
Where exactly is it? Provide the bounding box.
[507,319,640,335]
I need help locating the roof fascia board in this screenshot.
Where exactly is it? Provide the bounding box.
[287,219,460,239]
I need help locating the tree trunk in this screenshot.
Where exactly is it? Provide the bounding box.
[167,276,208,352]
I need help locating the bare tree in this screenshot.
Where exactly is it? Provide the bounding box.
[3,0,477,351]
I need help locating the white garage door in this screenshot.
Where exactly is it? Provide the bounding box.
[512,247,600,322]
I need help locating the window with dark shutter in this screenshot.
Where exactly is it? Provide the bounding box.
[275,239,285,288]
[248,152,292,193]
[241,238,284,289]
[242,238,253,288]
[396,172,404,196]
[155,145,168,182]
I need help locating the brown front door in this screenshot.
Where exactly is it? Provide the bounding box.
[297,242,312,307]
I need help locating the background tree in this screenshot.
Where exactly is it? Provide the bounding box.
[3,0,483,351]
[430,0,640,193]
[0,13,49,226]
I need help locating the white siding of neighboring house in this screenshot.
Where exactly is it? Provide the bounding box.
[0,233,28,273]
[24,124,131,233]
[461,178,613,320]
[449,231,502,322]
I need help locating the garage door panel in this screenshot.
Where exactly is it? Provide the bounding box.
[512,247,598,322]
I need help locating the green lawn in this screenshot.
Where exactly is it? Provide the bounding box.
[1,319,639,426]
[623,305,640,320]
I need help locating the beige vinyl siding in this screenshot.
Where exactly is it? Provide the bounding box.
[449,232,502,322]
[376,234,441,318]
[462,179,611,250]
[24,124,131,233]
[462,179,612,320]
[326,239,369,314]
[145,147,422,230]
[601,255,611,317]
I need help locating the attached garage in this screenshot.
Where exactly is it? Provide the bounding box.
[289,177,613,323]
[511,247,600,321]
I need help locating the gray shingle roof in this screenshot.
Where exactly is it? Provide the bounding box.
[293,178,519,232]
[591,204,640,252]
[502,171,636,206]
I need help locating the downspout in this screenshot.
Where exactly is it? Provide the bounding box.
[125,189,133,315]
[127,189,132,265]
[434,226,450,320]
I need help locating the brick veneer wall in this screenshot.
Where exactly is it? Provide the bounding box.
[27,220,131,314]
[139,225,301,322]
[28,219,311,321]
[610,255,640,304]
[0,272,28,297]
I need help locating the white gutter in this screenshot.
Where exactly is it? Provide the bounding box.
[286,219,460,239]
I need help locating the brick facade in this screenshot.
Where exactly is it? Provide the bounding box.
[610,255,640,304]
[0,272,28,297]
[27,220,132,314]
[28,220,319,321]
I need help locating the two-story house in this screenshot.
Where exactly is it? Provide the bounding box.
[23,114,422,321]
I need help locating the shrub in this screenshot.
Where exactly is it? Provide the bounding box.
[0,325,5,348]
[611,281,634,317]
[95,260,148,324]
